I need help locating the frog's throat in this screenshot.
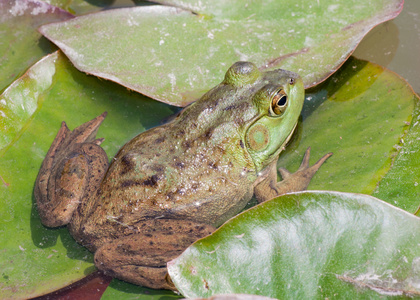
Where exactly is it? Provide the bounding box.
[253,121,298,187]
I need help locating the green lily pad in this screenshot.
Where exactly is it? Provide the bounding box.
[0,51,178,299]
[168,191,420,298]
[373,97,420,213]
[0,0,73,92]
[1,53,55,153]
[101,279,182,300]
[277,57,419,210]
[1,51,417,297]
[39,0,403,106]
[1,53,418,298]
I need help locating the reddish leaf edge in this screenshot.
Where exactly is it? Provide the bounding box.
[29,271,112,300]
[300,0,404,89]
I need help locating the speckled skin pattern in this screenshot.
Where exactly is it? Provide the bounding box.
[35,62,313,290]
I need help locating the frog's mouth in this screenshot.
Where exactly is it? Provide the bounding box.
[279,121,298,153]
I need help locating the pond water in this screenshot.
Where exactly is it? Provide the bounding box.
[354,0,420,94]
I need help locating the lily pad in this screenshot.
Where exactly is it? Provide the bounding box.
[0,51,177,299]
[277,57,419,209]
[1,53,418,298]
[39,0,403,106]
[374,101,420,214]
[0,0,73,92]
[101,279,182,300]
[168,191,420,298]
[1,52,56,153]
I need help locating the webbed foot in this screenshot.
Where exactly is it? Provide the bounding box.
[255,147,332,203]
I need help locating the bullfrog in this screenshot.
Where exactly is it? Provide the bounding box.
[35,61,331,290]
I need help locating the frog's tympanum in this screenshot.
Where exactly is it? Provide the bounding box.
[35,62,331,290]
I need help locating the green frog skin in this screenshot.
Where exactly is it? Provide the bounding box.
[35,61,331,290]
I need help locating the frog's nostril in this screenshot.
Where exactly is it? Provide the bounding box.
[289,78,295,85]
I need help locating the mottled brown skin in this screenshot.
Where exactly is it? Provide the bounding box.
[35,62,331,290]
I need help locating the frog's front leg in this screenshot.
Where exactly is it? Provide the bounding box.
[35,113,109,227]
[254,147,332,203]
[94,219,215,290]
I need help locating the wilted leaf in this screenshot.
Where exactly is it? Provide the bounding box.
[0,51,177,299]
[168,191,420,298]
[0,0,73,91]
[39,0,403,106]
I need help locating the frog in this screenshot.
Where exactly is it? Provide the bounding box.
[34,61,332,290]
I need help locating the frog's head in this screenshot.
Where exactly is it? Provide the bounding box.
[224,61,305,172]
[179,61,304,173]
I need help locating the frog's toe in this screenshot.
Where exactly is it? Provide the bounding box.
[70,112,107,145]
[292,147,333,175]
[277,147,332,194]
[255,148,332,202]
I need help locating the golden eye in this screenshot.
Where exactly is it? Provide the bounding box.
[271,89,288,115]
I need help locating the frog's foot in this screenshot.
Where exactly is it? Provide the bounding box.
[94,219,215,290]
[35,113,109,227]
[254,147,332,203]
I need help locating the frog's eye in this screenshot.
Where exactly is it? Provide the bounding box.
[270,89,288,116]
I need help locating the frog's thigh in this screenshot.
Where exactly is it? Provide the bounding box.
[94,219,215,290]
[37,143,108,227]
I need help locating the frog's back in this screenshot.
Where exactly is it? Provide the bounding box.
[85,119,256,229]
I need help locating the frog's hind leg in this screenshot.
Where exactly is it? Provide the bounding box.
[35,113,109,227]
[94,219,215,290]
[254,147,332,203]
